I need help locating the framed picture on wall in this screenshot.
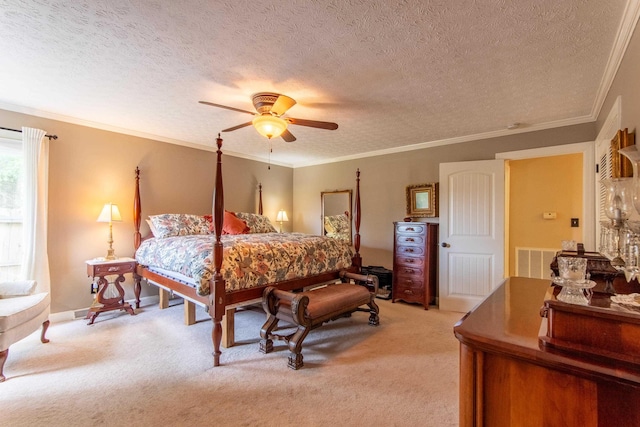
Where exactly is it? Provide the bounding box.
[406,183,439,218]
[611,128,635,178]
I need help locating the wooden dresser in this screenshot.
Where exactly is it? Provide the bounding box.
[392,221,438,309]
[454,277,640,427]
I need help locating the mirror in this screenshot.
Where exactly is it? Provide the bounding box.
[321,190,352,244]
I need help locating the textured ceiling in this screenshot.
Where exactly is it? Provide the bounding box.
[0,0,636,167]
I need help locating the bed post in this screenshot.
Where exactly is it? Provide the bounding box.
[352,168,362,271]
[258,183,263,215]
[133,167,142,250]
[132,167,143,308]
[210,134,226,366]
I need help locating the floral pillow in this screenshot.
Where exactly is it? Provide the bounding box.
[149,214,211,239]
[324,214,350,234]
[234,212,277,233]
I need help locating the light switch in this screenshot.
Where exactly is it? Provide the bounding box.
[543,212,557,220]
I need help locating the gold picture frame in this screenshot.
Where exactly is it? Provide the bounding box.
[611,128,635,178]
[406,183,439,218]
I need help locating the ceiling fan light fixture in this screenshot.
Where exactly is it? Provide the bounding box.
[252,114,287,139]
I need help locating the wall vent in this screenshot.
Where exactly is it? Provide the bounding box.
[515,247,558,279]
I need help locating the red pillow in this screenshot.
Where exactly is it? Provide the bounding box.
[206,211,250,235]
[223,210,250,235]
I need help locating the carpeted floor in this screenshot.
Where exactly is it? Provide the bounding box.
[2,298,463,427]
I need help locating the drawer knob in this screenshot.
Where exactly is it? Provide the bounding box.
[405,248,414,253]
[404,269,414,274]
[406,227,415,231]
[405,237,415,242]
[108,266,119,272]
[405,258,414,263]
[404,289,414,295]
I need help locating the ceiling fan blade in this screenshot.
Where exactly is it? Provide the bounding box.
[199,101,256,116]
[221,121,253,132]
[285,117,339,130]
[281,129,296,142]
[271,94,297,116]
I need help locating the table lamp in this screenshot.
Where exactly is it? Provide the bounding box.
[276,209,289,233]
[97,202,122,260]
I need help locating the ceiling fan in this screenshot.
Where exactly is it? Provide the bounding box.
[199,92,338,142]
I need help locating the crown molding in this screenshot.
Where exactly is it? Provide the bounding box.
[293,115,595,168]
[591,0,640,120]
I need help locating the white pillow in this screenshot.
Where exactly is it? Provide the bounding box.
[146,218,160,237]
[0,280,37,298]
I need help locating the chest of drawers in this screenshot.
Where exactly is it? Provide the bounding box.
[392,222,438,309]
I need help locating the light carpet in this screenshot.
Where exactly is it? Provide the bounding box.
[2,298,463,426]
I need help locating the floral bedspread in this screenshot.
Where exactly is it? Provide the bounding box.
[135,232,354,296]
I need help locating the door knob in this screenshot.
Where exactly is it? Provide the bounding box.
[441,242,450,248]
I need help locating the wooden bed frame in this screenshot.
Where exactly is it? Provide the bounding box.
[133,135,363,367]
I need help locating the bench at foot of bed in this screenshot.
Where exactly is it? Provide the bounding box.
[259,274,380,370]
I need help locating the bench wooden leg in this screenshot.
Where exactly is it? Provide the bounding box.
[289,352,304,370]
[288,326,311,370]
[259,314,279,354]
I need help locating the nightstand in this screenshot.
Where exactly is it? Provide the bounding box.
[85,257,140,325]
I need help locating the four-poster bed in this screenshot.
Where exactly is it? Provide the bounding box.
[132,135,365,366]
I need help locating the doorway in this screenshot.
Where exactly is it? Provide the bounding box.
[497,142,596,276]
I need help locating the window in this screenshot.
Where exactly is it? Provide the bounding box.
[0,137,23,281]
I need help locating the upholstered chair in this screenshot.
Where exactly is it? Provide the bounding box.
[0,280,50,382]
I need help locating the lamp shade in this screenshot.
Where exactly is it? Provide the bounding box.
[276,210,289,222]
[97,203,122,223]
[252,114,287,139]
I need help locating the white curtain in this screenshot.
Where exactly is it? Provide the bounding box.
[20,127,50,294]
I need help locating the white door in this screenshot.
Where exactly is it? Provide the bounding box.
[439,159,506,312]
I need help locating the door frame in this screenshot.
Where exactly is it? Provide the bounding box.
[495,141,596,271]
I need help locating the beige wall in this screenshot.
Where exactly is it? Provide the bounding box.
[508,154,583,276]
[0,109,292,313]
[294,124,595,270]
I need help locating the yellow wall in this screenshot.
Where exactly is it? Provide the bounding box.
[508,154,583,276]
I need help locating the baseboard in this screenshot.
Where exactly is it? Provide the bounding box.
[49,295,160,323]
